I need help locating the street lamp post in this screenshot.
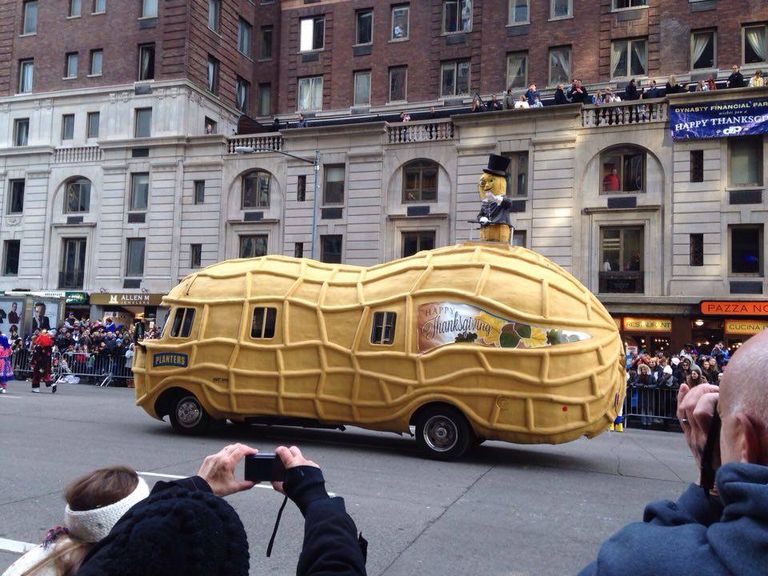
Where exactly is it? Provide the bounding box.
[234,146,321,260]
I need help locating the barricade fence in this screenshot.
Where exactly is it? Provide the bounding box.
[622,385,680,428]
[10,349,134,387]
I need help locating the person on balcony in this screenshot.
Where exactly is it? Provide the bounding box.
[749,69,765,87]
[554,84,569,105]
[727,64,746,88]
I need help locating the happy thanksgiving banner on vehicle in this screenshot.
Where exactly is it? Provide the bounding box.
[417,302,589,353]
[669,98,768,140]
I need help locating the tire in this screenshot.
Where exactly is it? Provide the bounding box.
[414,405,475,461]
[169,393,211,435]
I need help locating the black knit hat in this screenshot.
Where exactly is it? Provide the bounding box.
[76,485,249,576]
[483,154,511,177]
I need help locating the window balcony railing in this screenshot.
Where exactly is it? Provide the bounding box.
[599,271,644,294]
[387,119,455,144]
[59,270,85,290]
[582,98,668,128]
[53,146,103,164]
[227,133,282,154]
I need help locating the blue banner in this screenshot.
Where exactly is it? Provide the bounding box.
[670,98,768,140]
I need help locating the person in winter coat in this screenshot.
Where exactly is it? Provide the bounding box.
[579,329,768,576]
[554,84,569,105]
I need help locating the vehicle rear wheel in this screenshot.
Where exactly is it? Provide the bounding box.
[169,393,211,435]
[415,405,474,461]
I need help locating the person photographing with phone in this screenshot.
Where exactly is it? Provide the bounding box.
[579,330,768,576]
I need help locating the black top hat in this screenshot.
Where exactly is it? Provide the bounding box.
[483,154,511,177]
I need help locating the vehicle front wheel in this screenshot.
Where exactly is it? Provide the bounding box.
[169,393,211,435]
[414,405,474,461]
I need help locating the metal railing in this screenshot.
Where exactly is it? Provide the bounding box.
[599,271,644,294]
[582,98,668,128]
[622,385,679,427]
[53,146,103,164]
[387,119,455,144]
[11,349,134,387]
[227,133,283,154]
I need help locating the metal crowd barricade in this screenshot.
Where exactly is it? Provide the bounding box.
[11,348,134,387]
[622,385,680,427]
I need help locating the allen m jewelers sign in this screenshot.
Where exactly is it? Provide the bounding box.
[669,98,768,141]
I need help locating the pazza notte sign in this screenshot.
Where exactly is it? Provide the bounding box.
[700,300,768,316]
[669,98,768,141]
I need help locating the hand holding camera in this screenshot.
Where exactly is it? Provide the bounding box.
[676,384,721,483]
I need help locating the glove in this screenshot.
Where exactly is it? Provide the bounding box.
[479,217,489,225]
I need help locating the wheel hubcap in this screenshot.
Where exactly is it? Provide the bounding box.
[423,415,458,452]
[177,397,202,428]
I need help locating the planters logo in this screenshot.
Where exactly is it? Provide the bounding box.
[152,352,189,368]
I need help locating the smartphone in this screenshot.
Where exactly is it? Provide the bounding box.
[700,404,721,493]
[244,453,286,483]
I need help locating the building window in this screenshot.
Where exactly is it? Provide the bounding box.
[691,30,716,70]
[601,147,645,193]
[61,114,75,140]
[320,234,343,263]
[69,0,81,17]
[170,308,195,338]
[509,0,529,25]
[506,52,528,90]
[353,71,371,106]
[22,1,37,35]
[18,59,33,93]
[551,0,572,18]
[443,0,471,34]
[190,244,202,268]
[87,111,100,139]
[729,136,763,187]
[611,38,647,78]
[13,119,29,147]
[690,234,704,267]
[240,235,268,258]
[730,225,763,275]
[323,165,345,205]
[194,180,205,204]
[126,238,146,277]
[260,26,273,59]
[612,0,647,9]
[690,150,704,182]
[130,173,149,212]
[8,180,24,214]
[251,307,277,338]
[207,55,219,93]
[141,0,157,18]
[65,53,78,79]
[391,4,409,40]
[207,0,220,32]
[236,76,250,114]
[371,311,396,345]
[440,60,470,97]
[505,152,529,196]
[64,178,91,213]
[294,243,304,258]
[242,171,270,208]
[512,230,527,247]
[549,46,571,86]
[600,227,644,293]
[93,0,106,14]
[744,25,768,65]
[356,9,373,45]
[238,18,252,57]
[138,44,155,80]
[60,238,86,289]
[403,160,438,202]
[299,16,325,52]
[89,49,103,76]
[3,241,20,276]
[134,107,152,138]
[297,175,306,202]
[258,83,271,116]
[402,231,435,257]
[204,117,217,134]
[297,76,323,112]
[389,66,407,102]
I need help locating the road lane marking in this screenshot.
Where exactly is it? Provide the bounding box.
[0,537,36,554]
[137,471,335,496]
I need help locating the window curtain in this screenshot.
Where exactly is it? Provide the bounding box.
[512,0,529,23]
[631,41,647,75]
[207,61,216,91]
[21,64,33,92]
[311,77,323,111]
[461,0,472,32]
[611,42,627,78]
[507,54,526,88]
[550,49,570,84]
[140,50,151,80]
[746,28,767,62]
[691,33,711,69]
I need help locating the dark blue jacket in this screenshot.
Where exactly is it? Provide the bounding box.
[579,463,768,576]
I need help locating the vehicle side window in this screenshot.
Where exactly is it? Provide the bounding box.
[251,307,277,339]
[371,311,396,345]
[170,308,196,338]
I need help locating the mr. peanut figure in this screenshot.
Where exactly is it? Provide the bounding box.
[477,154,514,243]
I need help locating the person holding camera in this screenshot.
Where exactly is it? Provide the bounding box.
[77,444,367,576]
[579,330,768,576]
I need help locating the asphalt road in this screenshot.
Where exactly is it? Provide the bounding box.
[0,380,696,576]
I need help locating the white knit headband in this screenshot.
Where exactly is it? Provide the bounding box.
[64,477,150,542]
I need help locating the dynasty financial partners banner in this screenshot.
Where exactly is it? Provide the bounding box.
[670,98,768,140]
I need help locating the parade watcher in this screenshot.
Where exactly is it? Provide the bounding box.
[665,75,686,95]
[567,79,589,104]
[727,64,746,88]
[554,84,569,105]
[706,74,717,91]
[749,69,765,87]
[513,95,530,109]
[642,79,660,99]
[624,79,640,101]
[524,83,540,106]
[504,88,515,109]
[487,94,503,111]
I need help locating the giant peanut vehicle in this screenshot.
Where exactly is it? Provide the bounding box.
[133,156,625,460]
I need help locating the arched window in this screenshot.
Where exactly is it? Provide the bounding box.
[64,178,91,213]
[600,146,645,193]
[241,171,271,208]
[402,159,438,203]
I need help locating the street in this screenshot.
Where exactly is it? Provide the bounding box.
[0,381,696,576]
